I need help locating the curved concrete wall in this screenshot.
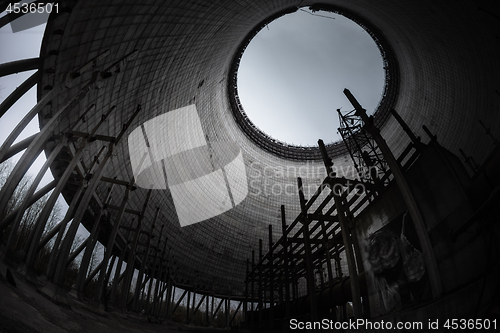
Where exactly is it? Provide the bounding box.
[37,0,500,294]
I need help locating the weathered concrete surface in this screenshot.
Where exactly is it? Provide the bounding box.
[0,263,228,333]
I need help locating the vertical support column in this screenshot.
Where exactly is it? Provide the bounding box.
[156,280,165,317]
[145,265,155,312]
[350,224,370,317]
[158,270,168,316]
[292,262,298,300]
[103,253,118,310]
[164,276,173,318]
[319,219,334,287]
[344,89,442,299]
[186,290,191,323]
[140,274,150,308]
[251,250,255,329]
[390,109,424,151]
[76,185,114,298]
[281,205,291,324]
[120,190,152,308]
[258,240,263,328]
[191,289,198,324]
[244,259,249,325]
[225,297,230,329]
[152,234,167,316]
[155,279,164,316]
[133,208,159,311]
[318,140,362,318]
[278,276,283,305]
[209,290,214,327]
[157,275,166,317]
[53,141,109,275]
[297,177,318,321]
[93,181,134,303]
[167,285,177,320]
[268,225,274,329]
[106,255,117,286]
[158,249,172,316]
[22,142,87,272]
[75,213,103,297]
[44,185,85,279]
[316,268,323,288]
[109,245,127,305]
[135,262,148,311]
[204,291,209,325]
[344,196,371,318]
[334,253,343,279]
[117,223,139,308]
[146,225,163,313]
[333,253,344,321]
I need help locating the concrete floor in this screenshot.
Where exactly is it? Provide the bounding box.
[0,263,232,333]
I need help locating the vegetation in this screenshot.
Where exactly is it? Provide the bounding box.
[1,160,244,328]
[0,160,101,291]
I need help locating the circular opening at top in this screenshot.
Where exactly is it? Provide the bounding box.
[236,8,385,146]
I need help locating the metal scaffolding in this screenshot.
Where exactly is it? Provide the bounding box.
[241,90,433,329]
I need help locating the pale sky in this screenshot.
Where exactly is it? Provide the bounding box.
[0,15,49,182]
[237,9,385,146]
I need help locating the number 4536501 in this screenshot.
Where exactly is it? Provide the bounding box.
[5,3,59,14]
[444,319,497,330]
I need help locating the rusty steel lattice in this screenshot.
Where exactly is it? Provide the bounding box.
[337,108,391,189]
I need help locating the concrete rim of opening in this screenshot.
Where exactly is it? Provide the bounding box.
[228,4,400,160]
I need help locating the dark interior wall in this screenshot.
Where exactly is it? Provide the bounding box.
[355,143,497,318]
[37,0,500,295]
[407,144,493,295]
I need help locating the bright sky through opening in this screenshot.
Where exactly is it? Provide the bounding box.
[237,9,385,146]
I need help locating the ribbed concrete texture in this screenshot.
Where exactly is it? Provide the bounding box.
[36,0,500,295]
